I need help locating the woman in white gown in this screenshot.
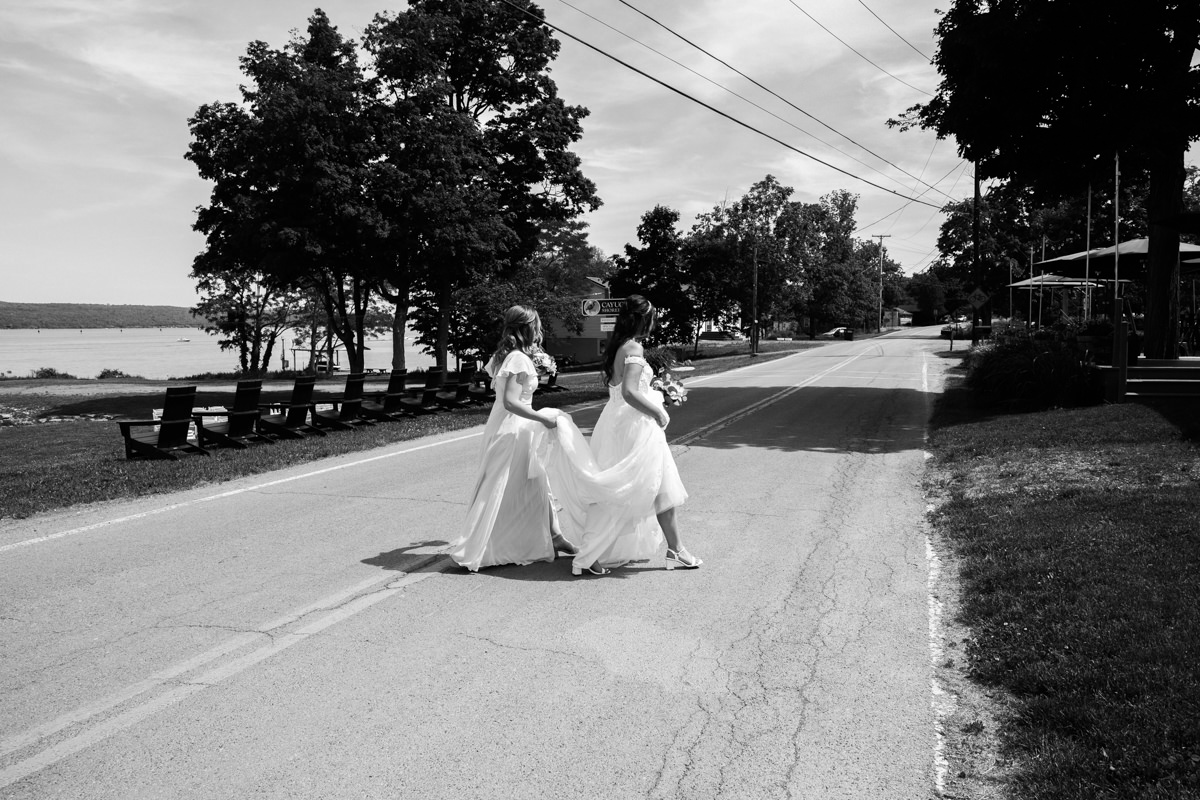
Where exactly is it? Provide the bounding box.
[449,306,578,572]
[571,295,703,576]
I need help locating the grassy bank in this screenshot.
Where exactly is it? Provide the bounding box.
[928,365,1200,798]
[0,347,805,521]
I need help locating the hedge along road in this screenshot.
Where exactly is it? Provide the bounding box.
[0,328,956,799]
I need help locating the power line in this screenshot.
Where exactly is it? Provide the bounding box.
[498,0,943,208]
[782,0,934,97]
[856,0,932,62]
[607,0,954,201]
[553,0,924,198]
[853,159,964,234]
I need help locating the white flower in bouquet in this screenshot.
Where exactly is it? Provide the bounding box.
[644,346,688,407]
[530,348,557,376]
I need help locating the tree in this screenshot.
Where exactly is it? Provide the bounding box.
[365,0,601,368]
[190,268,294,376]
[894,0,1200,357]
[187,11,385,373]
[609,206,695,344]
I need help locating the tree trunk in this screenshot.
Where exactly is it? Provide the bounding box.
[391,303,408,372]
[1145,145,1183,360]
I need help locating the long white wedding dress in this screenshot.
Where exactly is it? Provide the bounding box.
[569,354,688,570]
[449,350,558,572]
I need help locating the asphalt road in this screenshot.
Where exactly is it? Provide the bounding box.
[1,328,956,799]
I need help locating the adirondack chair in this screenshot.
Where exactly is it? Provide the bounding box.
[117,386,210,460]
[193,380,275,449]
[467,364,495,405]
[257,375,325,439]
[404,367,445,415]
[435,370,475,410]
[311,373,375,432]
[360,369,413,422]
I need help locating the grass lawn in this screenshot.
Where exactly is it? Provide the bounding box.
[0,343,813,521]
[928,363,1200,799]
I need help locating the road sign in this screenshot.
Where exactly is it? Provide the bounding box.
[968,288,990,309]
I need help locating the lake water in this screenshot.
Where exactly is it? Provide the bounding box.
[0,328,436,381]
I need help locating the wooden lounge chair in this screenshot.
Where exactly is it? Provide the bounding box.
[257,375,325,439]
[311,373,375,431]
[193,380,275,450]
[360,369,413,422]
[117,386,210,460]
[404,367,445,415]
[467,366,495,405]
[436,370,475,410]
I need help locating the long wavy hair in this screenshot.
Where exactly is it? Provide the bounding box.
[601,294,656,385]
[491,305,543,369]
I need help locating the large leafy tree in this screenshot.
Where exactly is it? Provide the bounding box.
[187,11,384,373]
[609,206,696,344]
[366,0,601,368]
[895,0,1200,358]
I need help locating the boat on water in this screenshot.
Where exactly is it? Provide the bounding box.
[176,337,190,342]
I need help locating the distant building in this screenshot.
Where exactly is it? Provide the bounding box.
[543,277,611,364]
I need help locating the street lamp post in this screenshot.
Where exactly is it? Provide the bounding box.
[873,234,891,332]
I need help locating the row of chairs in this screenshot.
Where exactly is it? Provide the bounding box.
[117,366,565,461]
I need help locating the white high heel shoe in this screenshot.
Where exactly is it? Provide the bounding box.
[571,563,610,576]
[665,548,703,570]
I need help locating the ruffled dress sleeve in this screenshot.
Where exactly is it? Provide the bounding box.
[494,350,535,380]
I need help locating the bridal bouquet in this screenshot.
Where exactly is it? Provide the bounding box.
[643,346,689,407]
[530,348,558,377]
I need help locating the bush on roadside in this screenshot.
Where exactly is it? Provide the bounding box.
[965,328,1101,409]
[32,367,77,379]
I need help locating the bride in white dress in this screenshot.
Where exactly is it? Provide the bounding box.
[571,295,703,576]
[449,306,578,572]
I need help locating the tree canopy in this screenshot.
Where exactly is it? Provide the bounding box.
[895,0,1200,356]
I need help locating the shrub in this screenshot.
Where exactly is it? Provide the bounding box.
[965,328,1101,409]
[96,368,142,380]
[32,367,77,379]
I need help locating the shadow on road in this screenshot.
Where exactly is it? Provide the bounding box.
[672,385,933,456]
[361,540,450,572]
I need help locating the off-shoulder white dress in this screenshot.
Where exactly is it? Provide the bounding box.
[571,354,688,570]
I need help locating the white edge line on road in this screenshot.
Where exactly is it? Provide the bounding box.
[1,433,486,554]
[0,568,443,788]
[922,351,951,796]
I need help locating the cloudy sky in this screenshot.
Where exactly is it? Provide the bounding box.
[2,0,968,307]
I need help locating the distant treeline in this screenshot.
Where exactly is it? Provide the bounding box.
[0,302,207,330]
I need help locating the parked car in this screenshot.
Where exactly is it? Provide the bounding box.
[941,320,973,338]
[819,327,848,339]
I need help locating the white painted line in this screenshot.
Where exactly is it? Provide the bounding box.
[0,571,405,760]
[0,433,484,555]
[672,352,865,445]
[0,568,443,788]
[928,534,951,796]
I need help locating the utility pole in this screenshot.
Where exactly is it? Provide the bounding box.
[873,234,891,332]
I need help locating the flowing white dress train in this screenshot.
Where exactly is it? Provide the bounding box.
[449,351,557,572]
[569,355,688,570]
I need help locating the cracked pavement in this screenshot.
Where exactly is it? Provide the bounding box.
[0,330,954,799]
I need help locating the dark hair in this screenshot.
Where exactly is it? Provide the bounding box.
[601,295,656,385]
[492,305,543,366]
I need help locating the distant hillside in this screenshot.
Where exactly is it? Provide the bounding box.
[0,302,207,329]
